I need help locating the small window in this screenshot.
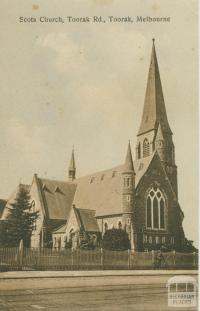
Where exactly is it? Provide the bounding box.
[127,195,131,202]
[143,138,150,157]
[171,237,174,244]
[149,236,152,244]
[101,174,104,181]
[137,143,141,159]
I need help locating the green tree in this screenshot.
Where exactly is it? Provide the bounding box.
[2,187,38,247]
[102,228,130,251]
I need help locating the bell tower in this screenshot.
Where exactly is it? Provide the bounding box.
[136,39,178,197]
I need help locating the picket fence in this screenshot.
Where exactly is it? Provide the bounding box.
[0,247,198,271]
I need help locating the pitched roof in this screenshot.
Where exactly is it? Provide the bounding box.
[73,165,124,217]
[0,199,7,219]
[52,223,67,234]
[138,39,172,136]
[37,177,76,220]
[75,208,100,232]
[72,156,153,217]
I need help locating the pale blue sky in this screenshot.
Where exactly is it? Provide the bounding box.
[0,0,198,245]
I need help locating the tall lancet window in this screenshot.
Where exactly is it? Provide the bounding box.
[146,186,166,229]
[143,138,150,157]
[137,142,141,159]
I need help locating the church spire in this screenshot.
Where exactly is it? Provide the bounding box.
[68,147,76,181]
[124,141,135,173]
[138,39,172,136]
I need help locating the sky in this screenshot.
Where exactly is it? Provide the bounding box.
[0,0,198,245]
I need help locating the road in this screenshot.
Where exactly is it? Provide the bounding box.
[0,275,198,311]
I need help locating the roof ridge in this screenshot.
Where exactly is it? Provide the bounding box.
[76,164,123,181]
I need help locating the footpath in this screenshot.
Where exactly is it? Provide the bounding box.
[0,269,198,279]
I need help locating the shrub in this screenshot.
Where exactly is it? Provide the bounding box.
[102,228,130,251]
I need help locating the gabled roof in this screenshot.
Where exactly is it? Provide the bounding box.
[52,223,67,234]
[72,155,154,217]
[36,177,76,220]
[138,39,172,136]
[75,208,100,232]
[0,199,7,219]
[73,165,124,217]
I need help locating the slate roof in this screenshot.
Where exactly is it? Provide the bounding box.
[52,223,67,234]
[0,199,7,219]
[36,151,155,220]
[37,177,77,220]
[73,154,154,217]
[75,208,100,232]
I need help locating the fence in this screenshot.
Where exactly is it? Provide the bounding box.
[0,247,198,271]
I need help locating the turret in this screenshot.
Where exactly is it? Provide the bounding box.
[122,141,135,250]
[68,148,76,181]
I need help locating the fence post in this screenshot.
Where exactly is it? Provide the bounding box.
[101,248,104,270]
[71,249,74,269]
[193,252,196,267]
[151,250,154,267]
[173,250,176,267]
[18,240,24,270]
[128,249,131,269]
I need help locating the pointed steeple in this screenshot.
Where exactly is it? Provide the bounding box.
[124,141,135,173]
[68,147,76,181]
[138,39,172,136]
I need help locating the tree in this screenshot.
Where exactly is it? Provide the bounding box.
[102,228,130,251]
[2,187,38,247]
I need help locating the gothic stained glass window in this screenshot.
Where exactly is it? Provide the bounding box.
[146,187,166,229]
[147,197,152,228]
[160,199,165,229]
[153,197,159,228]
[143,138,150,157]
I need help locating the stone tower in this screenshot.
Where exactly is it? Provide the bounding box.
[122,141,136,250]
[68,148,76,181]
[136,39,178,197]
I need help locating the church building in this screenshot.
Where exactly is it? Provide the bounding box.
[1,40,185,251]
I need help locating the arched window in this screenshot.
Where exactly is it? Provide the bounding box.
[146,187,166,229]
[153,197,159,229]
[137,143,141,159]
[143,138,150,157]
